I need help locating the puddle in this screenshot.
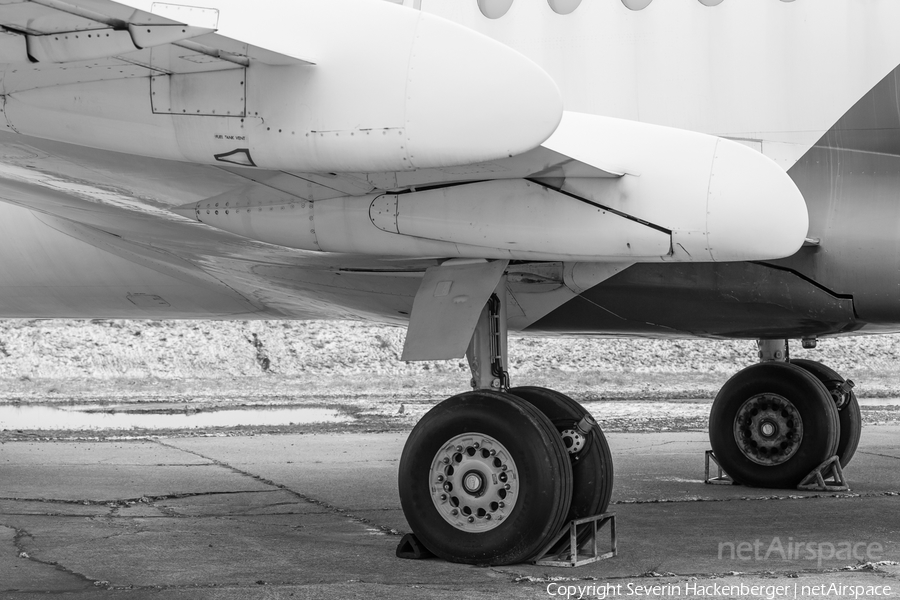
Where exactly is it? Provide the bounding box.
[859,398,900,406]
[0,404,352,431]
[588,398,900,407]
[1,397,894,432]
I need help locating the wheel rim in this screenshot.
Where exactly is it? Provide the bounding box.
[429,432,519,532]
[733,393,803,466]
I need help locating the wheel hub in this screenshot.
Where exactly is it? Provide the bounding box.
[733,393,803,466]
[429,433,519,532]
[463,471,484,494]
[560,428,586,454]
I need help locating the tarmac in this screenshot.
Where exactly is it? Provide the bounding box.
[1,426,899,599]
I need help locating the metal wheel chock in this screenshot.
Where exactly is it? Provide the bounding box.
[797,456,850,492]
[532,513,617,567]
[704,450,735,485]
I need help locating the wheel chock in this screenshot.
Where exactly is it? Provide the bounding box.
[797,456,850,492]
[704,450,735,485]
[395,533,435,560]
[532,513,617,567]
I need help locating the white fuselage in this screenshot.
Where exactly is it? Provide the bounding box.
[420,0,900,170]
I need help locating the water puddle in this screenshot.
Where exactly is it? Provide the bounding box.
[588,398,900,407]
[0,404,352,431]
[2,397,895,432]
[859,398,900,406]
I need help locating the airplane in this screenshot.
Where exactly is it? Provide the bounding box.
[0,0,895,567]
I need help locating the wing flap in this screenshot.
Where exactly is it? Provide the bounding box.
[0,0,313,72]
[0,1,107,35]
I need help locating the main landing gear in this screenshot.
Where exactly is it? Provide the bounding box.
[709,339,861,488]
[398,294,614,565]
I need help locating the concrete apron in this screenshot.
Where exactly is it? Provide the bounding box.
[0,426,898,599]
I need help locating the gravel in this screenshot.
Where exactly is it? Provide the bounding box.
[0,319,898,438]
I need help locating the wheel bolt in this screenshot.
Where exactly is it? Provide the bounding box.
[442,457,449,464]
[504,484,511,490]
[437,475,444,482]
[490,449,496,456]
[467,516,474,523]
[440,494,447,500]
[456,445,463,452]
[498,502,505,508]
[501,465,507,471]
[451,509,458,516]
[473,442,480,449]
[485,514,491,520]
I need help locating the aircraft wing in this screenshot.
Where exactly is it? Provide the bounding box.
[0,0,311,79]
[0,125,629,326]
[0,0,811,360]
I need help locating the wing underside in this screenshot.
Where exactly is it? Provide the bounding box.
[0,0,824,355]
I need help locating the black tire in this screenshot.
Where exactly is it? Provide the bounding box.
[398,391,572,565]
[790,359,861,468]
[509,386,613,556]
[508,386,613,520]
[709,362,839,488]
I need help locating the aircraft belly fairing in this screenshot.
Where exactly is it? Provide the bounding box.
[528,261,860,340]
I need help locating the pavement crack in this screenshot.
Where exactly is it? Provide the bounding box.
[0,490,274,507]
[152,439,406,536]
[9,525,108,590]
[612,490,900,505]
[858,450,900,461]
[620,440,705,451]
[510,565,900,584]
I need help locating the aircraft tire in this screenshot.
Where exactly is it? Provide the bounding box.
[398,390,572,565]
[790,359,861,468]
[709,362,839,488]
[508,386,613,554]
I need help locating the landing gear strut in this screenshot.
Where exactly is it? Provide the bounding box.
[709,339,862,488]
[398,290,613,564]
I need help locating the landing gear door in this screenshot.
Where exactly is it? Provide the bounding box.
[401,260,509,361]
